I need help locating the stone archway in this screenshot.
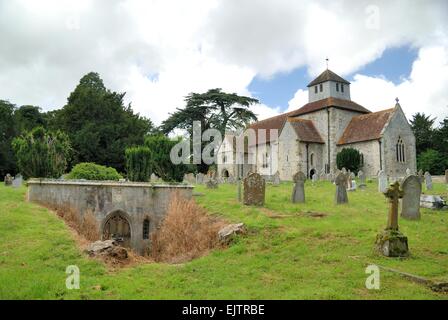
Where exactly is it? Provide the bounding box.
[102,211,131,248]
[222,169,229,178]
[309,169,316,179]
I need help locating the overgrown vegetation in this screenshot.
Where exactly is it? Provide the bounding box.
[66,162,122,181]
[125,146,152,182]
[12,126,72,179]
[336,147,362,174]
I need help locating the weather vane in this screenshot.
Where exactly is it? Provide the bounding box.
[326,57,329,70]
[395,97,399,104]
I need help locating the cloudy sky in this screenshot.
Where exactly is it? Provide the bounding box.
[0,0,447,125]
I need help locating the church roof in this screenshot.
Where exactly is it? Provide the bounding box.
[290,97,370,116]
[337,108,395,145]
[287,118,325,144]
[307,69,351,87]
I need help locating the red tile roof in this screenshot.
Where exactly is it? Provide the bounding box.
[307,69,350,87]
[289,97,371,116]
[287,118,324,144]
[337,108,395,145]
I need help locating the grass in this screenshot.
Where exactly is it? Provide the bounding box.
[0,180,447,299]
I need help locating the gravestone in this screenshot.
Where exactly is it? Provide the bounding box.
[424,172,433,190]
[206,179,219,189]
[335,172,348,204]
[401,175,421,220]
[312,173,318,183]
[12,174,23,188]
[4,174,13,186]
[375,181,409,257]
[420,195,446,209]
[272,171,280,186]
[291,171,306,203]
[378,170,388,193]
[358,170,366,189]
[418,169,424,184]
[445,169,448,184]
[196,173,205,184]
[243,172,265,206]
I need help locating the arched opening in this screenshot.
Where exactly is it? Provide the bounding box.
[143,218,150,240]
[310,153,314,166]
[222,169,229,178]
[310,169,316,179]
[103,211,131,248]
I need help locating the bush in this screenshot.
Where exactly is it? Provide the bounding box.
[144,135,188,182]
[336,148,362,174]
[66,162,123,181]
[12,126,71,179]
[417,149,446,174]
[125,146,152,182]
[151,194,226,263]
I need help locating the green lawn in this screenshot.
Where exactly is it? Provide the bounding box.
[0,180,447,299]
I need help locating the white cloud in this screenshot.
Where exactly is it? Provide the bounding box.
[0,0,447,125]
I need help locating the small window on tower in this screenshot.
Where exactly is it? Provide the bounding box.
[319,84,323,92]
[341,84,344,93]
[336,83,339,92]
[315,86,318,93]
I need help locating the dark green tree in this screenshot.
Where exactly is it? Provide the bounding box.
[66,162,122,181]
[432,117,448,158]
[336,148,362,174]
[410,113,435,153]
[417,149,446,175]
[54,72,154,171]
[125,146,152,182]
[14,105,46,134]
[161,88,259,173]
[144,135,187,182]
[0,100,17,176]
[12,127,72,179]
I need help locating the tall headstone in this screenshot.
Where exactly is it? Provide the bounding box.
[375,182,409,257]
[378,170,388,193]
[312,173,318,183]
[291,171,306,203]
[424,172,433,191]
[243,173,265,206]
[335,172,348,204]
[4,174,13,186]
[12,174,22,188]
[401,175,421,220]
[358,170,366,189]
[196,173,205,184]
[272,171,280,186]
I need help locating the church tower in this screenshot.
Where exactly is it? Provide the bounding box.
[307,69,351,103]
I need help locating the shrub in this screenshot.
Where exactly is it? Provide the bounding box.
[66,162,123,181]
[417,149,446,174]
[336,148,362,174]
[151,194,225,263]
[144,135,188,182]
[12,126,72,179]
[125,146,152,182]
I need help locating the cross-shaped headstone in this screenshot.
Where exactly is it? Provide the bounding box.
[383,181,404,231]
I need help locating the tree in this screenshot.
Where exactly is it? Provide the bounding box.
[12,127,72,179]
[0,100,17,176]
[66,162,122,181]
[54,72,154,171]
[410,113,435,153]
[432,117,448,158]
[144,135,187,182]
[417,149,446,175]
[336,148,362,174]
[125,146,152,182]
[161,88,259,173]
[14,105,46,134]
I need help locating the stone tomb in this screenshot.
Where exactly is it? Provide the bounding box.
[243,173,265,206]
[291,171,306,203]
[400,175,421,220]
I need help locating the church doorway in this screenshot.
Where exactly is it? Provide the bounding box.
[309,169,316,179]
[222,169,229,178]
[103,211,131,248]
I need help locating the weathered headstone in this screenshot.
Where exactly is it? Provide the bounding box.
[335,172,348,204]
[196,173,205,184]
[358,170,366,189]
[243,172,265,206]
[420,195,446,209]
[378,170,388,193]
[4,174,13,186]
[12,174,23,188]
[291,171,306,203]
[312,173,318,183]
[206,178,219,189]
[424,172,433,190]
[401,175,421,220]
[418,169,424,184]
[272,171,280,186]
[375,181,409,257]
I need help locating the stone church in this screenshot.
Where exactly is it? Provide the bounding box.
[217,69,416,180]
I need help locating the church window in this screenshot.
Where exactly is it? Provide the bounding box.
[222,155,227,163]
[143,219,150,240]
[360,153,364,166]
[262,152,269,168]
[341,84,344,93]
[319,84,323,92]
[310,153,314,166]
[336,83,339,92]
[396,137,406,163]
[315,86,318,93]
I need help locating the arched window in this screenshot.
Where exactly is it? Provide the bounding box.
[310,153,314,166]
[396,137,406,163]
[143,219,150,240]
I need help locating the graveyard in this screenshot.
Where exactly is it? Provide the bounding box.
[1,177,447,300]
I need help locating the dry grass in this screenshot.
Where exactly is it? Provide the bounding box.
[81,209,100,241]
[151,193,226,263]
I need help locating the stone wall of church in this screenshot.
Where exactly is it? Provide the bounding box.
[278,122,300,180]
[336,140,381,177]
[298,142,325,178]
[217,135,237,178]
[381,107,417,178]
